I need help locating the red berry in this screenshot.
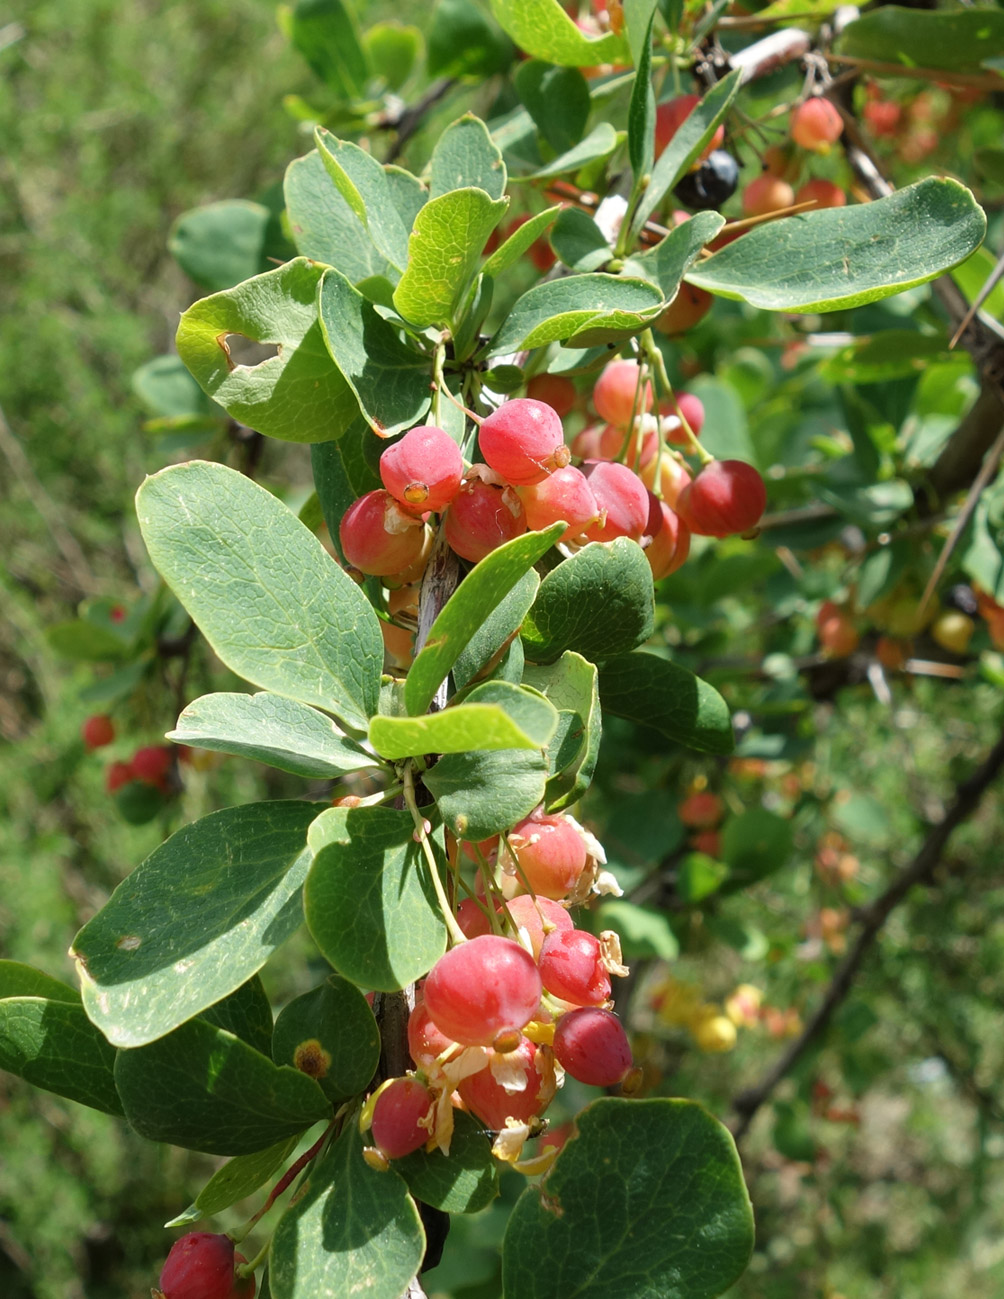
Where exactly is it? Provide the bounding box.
[742,175,795,217]
[339,490,430,578]
[371,1077,433,1159]
[527,373,576,418]
[641,454,692,509]
[553,1007,633,1087]
[677,791,724,829]
[456,897,493,938]
[158,1232,248,1299]
[816,602,861,656]
[592,361,653,430]
[539,929,611,1006]
[105,761,133,794]
[597,423,658,467]
[131,745,173,786]
[676,460,766,537]
[379,425,463,514]
[863,99,901,138]
[644,495,690,580]
[82,714,115,750]
[457,1037,553,1131]
[444,476,527,562]
[508,813,588,901]
[654,283,712,335]
[517,466,601,544]
[791,98,843,152]
[655,94,724,162]
[407,999,458,1068]
[423,935,542,1049]
[109,604,127,623]
[479,399,568,487]
[795,179,846,210]
[500,895,573,960]
[666,392,705,442]
[581,461,649,543]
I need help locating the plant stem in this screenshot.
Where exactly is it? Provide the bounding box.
[403,763,467,946]
[640,329,713,465]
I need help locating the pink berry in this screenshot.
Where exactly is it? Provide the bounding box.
[742,175,795,218]
[517,466,600,543]
[664,392,704,444]
[456,897,493,938]
[379,425,463,514]
[458,1037,553,1131]
[538,929,611,1006]
[158,1233,249,1299]
[795,179,846,209]
[423,935,542,1050]
[581,461,649,543]
[553,1007,633,1087]
[570,425,605,460]
[597,423,658,467]
[641,453,692,509]
[508,813,588,901]
[592,361,653,430]
[655,95,724,162]
[500,895,573,960]
[478,399,569,487]
[82,714,115,750]
[371,1077,433,1159]
[654,283,712,336]
[407,999,458,1068]
[444,476,527,562]
[791,97,843,152]
[645,494,691,580]
[527,373,576,418]
[677,460,767,538]
[339,490,430,577]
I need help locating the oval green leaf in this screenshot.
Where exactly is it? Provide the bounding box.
[423,747,549,840]
[488,274,664,355]
[489,0,627,67]
[272,975,380,1104]
[598,651,734,755]
[0,997,123,1116]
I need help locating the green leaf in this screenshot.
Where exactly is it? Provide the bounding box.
[169,200,272,292]
[595,899,679,960]
[314,128,411,273]
[515,61,591,154]
[137,461,382,729]
[598,651,734,754]
[624,210,724,298]
[287,0,369,98]
[305,807,447,991]
[133,353,218,419]
[483,206,562,279]
[502,1098,753,1299]
[394,1110,498,1213]
[688,179,987,313]
[369,694,556,760]
[393,188,508,329]
[836,6,1004,75]
[114,1019,330,1155]
[550,208,612,274]
[522,540,655,664]
[72,802,318,1047]
[453,568,540,688]
[166,1137,300,1228]
[168,692,379,779]
[630,71,742,241]
[310,429,382,565]
[176,258,362,444]
[385,166,429,229]
[522,651,601,809]
[272,975,380,1104]
[405,524,565,716]
[269,1124,424,1299]
[201,977,274,1057]
[490,0,628,67]
[819,330,959,384]
[0,998,123,1116]
[627,11,655,188]
[678,852,729,903]
[720,808,793,889]
[363,22,421,91]
[428,0,515,80]
[317,268,432,437]
[46,619,129,662]
[686,375,755,464]
[0,961,79,1002]
[521,123,620,181]
[284,151,396,284]
[424,747,549,840]
[488,275,664,354]
[430,114,508,202]
[962,479,1004,603]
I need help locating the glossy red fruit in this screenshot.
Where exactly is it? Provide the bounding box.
[791,97,843,152]
[508,813,588,901]
[645,494,690,580]
[131,745,173,787]
[479,399,568,487]
[581,461,649,543]
[371,1077,433,1158]
[527,373,576,418]
[105,761,134,795]
[423,935,542,1049]
[379,425,463,513]
[662,392,705,445]
[444,477,527,562]
[795,179,846,209]
[592,360,653,430]
[655,94,724,161]
[340,490,429,577]
[517,466,600,543]
[553,1007,633,1087]
[597,422,657,467]
[653,283,712,335]
[500,894,574,960]
[82,714,115,750]
[158,1233,250,1299]
[676,460,766,537]
[742,175,795,217]
[407,999,458,1068]
[458,1037,553,1131]
[538,929,611,1006]
[456,897,493,938]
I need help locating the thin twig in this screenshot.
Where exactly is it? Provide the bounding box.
[382,78,456,165]
[731,719,1004,1140]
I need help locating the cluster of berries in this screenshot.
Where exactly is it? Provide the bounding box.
[81,713,184,799]
[650,975,762,1054]
[341,360,767,661]
[677,786,726,859]
[155,1231,254,1299]
[362,810,636,1168]
[744,98,845,218]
